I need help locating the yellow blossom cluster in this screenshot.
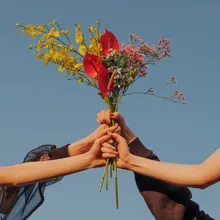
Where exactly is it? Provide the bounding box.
[75,21,102,56]
[16,19,102,86]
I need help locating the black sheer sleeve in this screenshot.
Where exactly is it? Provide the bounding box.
[0,144,68,220]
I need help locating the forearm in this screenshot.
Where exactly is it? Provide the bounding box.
[0,153,92,187]
[68,139,89,156]
[50,139,89,159]
[127,154,205,188]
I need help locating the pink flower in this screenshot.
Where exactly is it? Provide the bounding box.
[174,90,179,96]
[182,101,188,104]
[171,76,176,83]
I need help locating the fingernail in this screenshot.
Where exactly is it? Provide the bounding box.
[110,113,114,117]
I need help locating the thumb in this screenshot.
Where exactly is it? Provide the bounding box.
[106,123,119,133]
[97,124,108,131]
[94,133,112,146]
[111,133,126,144]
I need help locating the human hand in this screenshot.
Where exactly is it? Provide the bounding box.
[68,124,120,156]
[84,123,121,149]
[101,133,132,169]
[96,110,126,130]
[88,133,118,168]
[96,110,136,144]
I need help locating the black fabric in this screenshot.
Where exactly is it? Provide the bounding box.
[50,144,69,160]
[0,145,63,220]
[129,138,192,206]
[129,137,214,220]
[184,200,215,220]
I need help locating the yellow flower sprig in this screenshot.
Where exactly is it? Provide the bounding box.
[15,20,102,89]
[75,22,102,57]
[87,19,102,57]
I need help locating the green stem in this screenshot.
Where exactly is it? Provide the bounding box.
[55,22,72,45]
[99,159,109,192]
[110,101,119,209]
[110,160,113,178]
[114,159,119,209]
[98,96,119,208]
[123,91,182,104]
[106,160,108,190]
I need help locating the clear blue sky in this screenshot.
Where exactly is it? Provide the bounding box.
[1,0,220,219]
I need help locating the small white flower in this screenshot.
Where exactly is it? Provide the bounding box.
[108,67,113,72]
[117,68,122,74]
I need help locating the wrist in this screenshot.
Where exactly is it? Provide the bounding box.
[81,152,94,169]
[126,153,135,164]
[123,161,132,170]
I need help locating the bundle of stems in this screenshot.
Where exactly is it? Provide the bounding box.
[98,98,119,209]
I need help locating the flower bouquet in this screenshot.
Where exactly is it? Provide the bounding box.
[16,19,187,208]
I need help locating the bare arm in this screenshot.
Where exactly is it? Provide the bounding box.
[0,153,92,187]
[0,134,113,187]
[105,133,220,189]
[127,149,220,189]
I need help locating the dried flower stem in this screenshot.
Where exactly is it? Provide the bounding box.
[99,159,109,192]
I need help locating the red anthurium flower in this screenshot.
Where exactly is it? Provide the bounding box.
[98,65,111,96]
[98,68,116,96]
[99,29,119,56]
[83,52,103,78]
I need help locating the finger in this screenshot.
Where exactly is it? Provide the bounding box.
[99,125,114,137]
[98,110,108,124]
[100,109,109,115]
[102,142,116,151]
[114,126,121,134]
[98,128,108,137]
[98,123,114,136]
[96,118,102,124]
[95,134,112,146]
[97,117,106,125]
[111,133,126,144]
[97,124,108,131]
[102,153,117,159]
[99,110,109,125]
[106,123,119,133]
[107,139,113,144]
[96,111,106,124]
[105,110,111,125]
[101,146,117,154]
[102,124,108,129]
